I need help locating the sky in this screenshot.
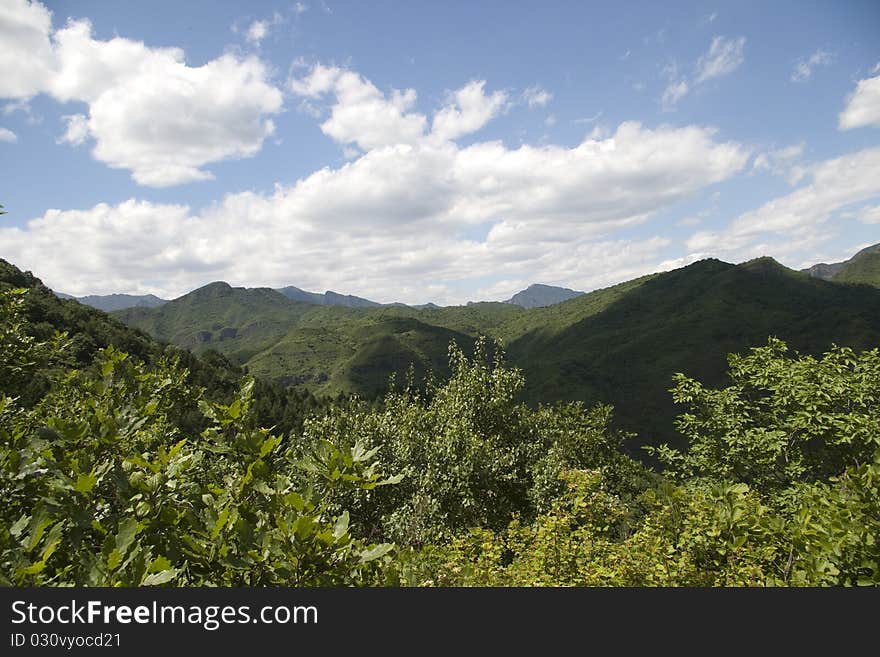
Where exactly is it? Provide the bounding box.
[0,0,878,305]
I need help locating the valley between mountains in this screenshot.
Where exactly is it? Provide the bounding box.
[87,245,880,452]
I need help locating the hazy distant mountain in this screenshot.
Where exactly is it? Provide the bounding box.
[803,242,880,287]
[55,292,168,312]
[505,283,584,308]
[276,285,380,308]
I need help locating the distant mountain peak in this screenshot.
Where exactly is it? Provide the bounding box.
[277,285,379,308]
[505,283,584,309]
[53,291,168,312]
[803,242,880,288]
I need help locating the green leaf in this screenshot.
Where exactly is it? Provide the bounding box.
[10,515,29,538]
[359,543,394,563]
[74,473,98,495]
[333,511,350,540]
[114,517,139,557]
[107,548,122,571]
[21,561,46,576]
[142,569,178,586]
[147,556,173,573]
[212,507,230,539]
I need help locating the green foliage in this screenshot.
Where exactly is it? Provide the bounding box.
[833,251,880,288]
[400,338,880,587]
[2,257,879,588]
[0,288,397,586]
[114,255,880,457]
[300,337,650,547]
[654,337,880,491]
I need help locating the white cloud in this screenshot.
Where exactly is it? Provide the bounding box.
[522,85,552,108]
[246,20,269,44]
[685,147,880,261]
[859,205,880,224]
[695,36,746,83]
[58,113,89,145]
[662,36,745,108]
[0,0,54,99]
[839,73,880,130]
[751,143,805,184]
[791,50,832,82]
[0,3,284,186]
[2,62,748,304]
[244,12,283,45]
[0,127,17,142]
[291,65,427,149]
[431,80,507,141]
[294,3,309,14]
[661,80,689,108]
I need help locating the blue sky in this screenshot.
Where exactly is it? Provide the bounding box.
[0,0,878,304]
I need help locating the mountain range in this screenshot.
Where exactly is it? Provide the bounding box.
[58,241,880,316]
[55,291,168,312]
[106,244,880,452]
[57,281,588,312]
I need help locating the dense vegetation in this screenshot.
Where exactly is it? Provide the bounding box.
[1,262,878,587]
[114,254,880,452]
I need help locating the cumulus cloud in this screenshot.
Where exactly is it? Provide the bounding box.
[791,50,832,82]
[685,147,880,261]
[0,0,54,99]
[0,2,284,186]
[0,127,17,142]
[431,80,508,141]
[1,71,749,303]
[663,35,745,108]
[839,73,880,130]
[291,66,511,148]
[291,64,427,149]
[522,85,552,108]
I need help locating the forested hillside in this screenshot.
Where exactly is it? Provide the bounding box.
[1,260,878,587]
[114,255,880,452]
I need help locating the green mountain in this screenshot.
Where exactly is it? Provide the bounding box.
[112,255,880,452]
[833,250,880,287]
[115,282,318,361]
[803,242,880,287]
[0,259,328,436]
[0,259,236,406]
[506,257,880,450]
[505,283,584,308]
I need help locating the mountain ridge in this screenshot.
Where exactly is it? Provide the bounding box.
[110,252,880,452]
[802,242,880,287]
[504,283,585,308]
